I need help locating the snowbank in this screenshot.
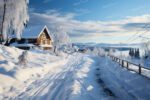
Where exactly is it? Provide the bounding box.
[0,45,67,99]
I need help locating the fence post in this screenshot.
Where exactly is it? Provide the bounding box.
[139,64,141,74]
[122,60,124,67]
[127,62,129,69]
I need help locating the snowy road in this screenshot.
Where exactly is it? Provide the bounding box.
[13,53,113,100]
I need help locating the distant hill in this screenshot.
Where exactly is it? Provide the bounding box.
[73,42,141,48]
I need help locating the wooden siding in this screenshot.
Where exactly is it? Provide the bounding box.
[7,27,53,50]
[37,29,52,45]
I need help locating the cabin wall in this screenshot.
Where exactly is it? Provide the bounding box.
[37,30,52,45]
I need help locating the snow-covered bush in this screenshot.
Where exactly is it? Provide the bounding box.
[18,51,28,66]
[92,47,99,55]
[0,0,29,43]
[142,41,150,59]
[72,46,79,52]
[97,48,106,57]
[86,47,106,56]
[52,26,70,55]
[108,49,116,56]
[57,43,77,55]
[85,48,92,54]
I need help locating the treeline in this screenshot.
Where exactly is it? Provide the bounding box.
[129,48,140,58]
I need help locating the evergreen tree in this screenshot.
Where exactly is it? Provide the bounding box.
[129,48,132,56]
[135,48,140,58]
[130,48,134,57]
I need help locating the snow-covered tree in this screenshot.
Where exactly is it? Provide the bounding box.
[87,47,105,56]
[108,48,115,56]
[142,41,150,59]
[52,26,70,54]
[0,0,29,43]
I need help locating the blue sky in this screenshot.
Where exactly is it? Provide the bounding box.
[28,0,150,43]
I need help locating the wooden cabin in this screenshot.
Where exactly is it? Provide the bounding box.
[9,25,53,50]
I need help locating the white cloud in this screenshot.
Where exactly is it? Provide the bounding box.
[27,11,150,43]
[73,0,89,6]
[43,0,52,3]
[102,2,117,9]
[74,8,91,16]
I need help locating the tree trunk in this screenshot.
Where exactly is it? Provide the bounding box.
[54,45,57,54]
[0,0,7,44]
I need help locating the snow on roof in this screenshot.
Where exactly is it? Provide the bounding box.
[21,25,52,39]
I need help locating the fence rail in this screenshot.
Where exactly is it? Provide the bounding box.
[109,55,150,79]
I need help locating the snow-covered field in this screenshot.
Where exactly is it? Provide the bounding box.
[0,45,149,100]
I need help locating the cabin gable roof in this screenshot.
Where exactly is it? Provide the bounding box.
[21,25,53,41]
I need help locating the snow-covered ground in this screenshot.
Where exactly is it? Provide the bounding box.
[107,49,150,78]
[0,45,149,100]
[0,46,113,100]
[0,45,66,99]
[97,56,150,100]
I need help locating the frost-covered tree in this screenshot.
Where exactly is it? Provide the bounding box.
[0,0,29,43]
[87,47,105,56]
[142,41,150,59]
[52,26,70,54]
[108,48,115,56]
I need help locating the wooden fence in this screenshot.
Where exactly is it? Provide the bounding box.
[109,55,150,79]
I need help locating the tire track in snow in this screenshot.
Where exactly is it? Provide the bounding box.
[15,54,83,100]
[46,54,83,100]
[14,56,71,100]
